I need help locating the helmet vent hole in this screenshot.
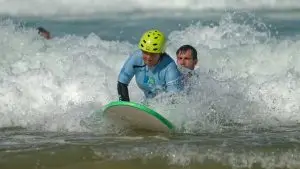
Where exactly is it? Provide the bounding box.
[143,40,146,43]
[153,48,158,51]
[153,43,158,46]
[154,36,158,39]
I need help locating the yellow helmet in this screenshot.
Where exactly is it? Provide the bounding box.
[138,29,166,54]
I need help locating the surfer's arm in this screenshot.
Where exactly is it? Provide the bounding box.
[117,81,130,101]
[165,62,183,93]
[117,55,136,101]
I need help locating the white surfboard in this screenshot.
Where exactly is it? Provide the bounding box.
[102,101,174,133]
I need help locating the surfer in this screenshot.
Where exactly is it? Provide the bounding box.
[117,29,183,102]
[37,27,51,40]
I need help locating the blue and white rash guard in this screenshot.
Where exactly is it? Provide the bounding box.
[118,50,183,99]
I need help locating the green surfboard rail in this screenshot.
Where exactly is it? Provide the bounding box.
[103,101,175,130]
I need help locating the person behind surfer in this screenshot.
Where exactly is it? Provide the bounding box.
[176,44,198,79]
[117,29,183,102]
[176,44,199,94]
[37,27,51,40]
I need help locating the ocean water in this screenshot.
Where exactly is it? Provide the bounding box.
[1,0,300,169]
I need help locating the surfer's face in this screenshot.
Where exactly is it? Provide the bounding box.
[142,51,160,67]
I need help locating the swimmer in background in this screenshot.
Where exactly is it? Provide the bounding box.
[37,27,51,40]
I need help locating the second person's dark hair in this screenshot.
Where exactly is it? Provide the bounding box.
[176,45,197,60]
